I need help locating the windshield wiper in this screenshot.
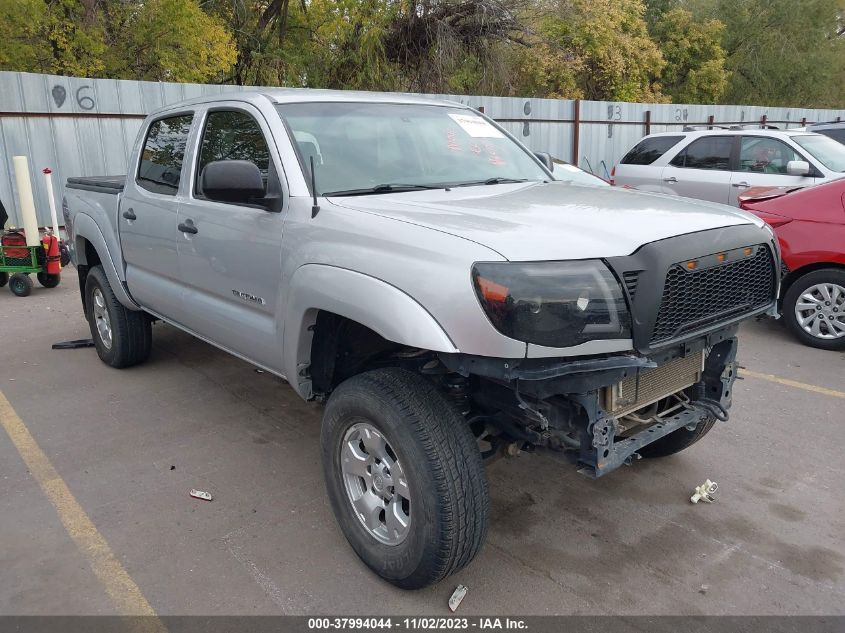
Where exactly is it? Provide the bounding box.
[451,177,531,187]
[323,183,443,196]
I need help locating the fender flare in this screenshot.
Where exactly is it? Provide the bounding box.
[73,213,140,309]
[282,264,458,398]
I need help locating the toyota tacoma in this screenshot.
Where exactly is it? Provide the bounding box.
[63,90,780,589]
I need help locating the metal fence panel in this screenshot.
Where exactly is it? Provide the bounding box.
[1,70,843,228]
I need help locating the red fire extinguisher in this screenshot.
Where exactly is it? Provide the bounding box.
[41,233,62,275]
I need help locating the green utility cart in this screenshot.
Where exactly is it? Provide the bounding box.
[0,243,61,297]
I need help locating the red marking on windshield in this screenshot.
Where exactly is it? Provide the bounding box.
[447,129,462,151]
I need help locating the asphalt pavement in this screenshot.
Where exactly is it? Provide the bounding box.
[1,280,843,615]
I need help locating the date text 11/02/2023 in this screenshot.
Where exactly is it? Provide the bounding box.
[307,617,528,630]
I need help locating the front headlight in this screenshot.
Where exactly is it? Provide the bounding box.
[472,260,631,348]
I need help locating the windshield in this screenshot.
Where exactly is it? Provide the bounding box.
[551,159,609,186]
[791,134,845,172]
[277,102,549,195]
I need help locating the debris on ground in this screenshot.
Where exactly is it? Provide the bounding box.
[699,584,709,595]
[170,465,175,471]
[691,480,718,504]
[448,584,467,612]
[189,489,213,501]
[51,338,95,350]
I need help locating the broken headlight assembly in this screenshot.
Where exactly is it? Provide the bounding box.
[472,260,631,348]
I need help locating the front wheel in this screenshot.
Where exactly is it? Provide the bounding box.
[37,272,61,288]
[782,269,845,350]
[84,265,152,368]
[9,273,33,297]
[322,368,489,589]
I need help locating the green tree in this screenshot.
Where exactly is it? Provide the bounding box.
[518,0,666,101]
[0,0,106,76]
[709,0,845,107]
[651,7,729,103]
[0,0,236,83]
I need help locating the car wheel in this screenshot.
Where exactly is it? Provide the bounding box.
[783,269,845,350]
[84,265,152,368]
[637,415,716,459]
[9,273,33,297]
[37,272,61,288]
[322,367,489,589]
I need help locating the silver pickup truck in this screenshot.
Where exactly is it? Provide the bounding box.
[63,90,779,589]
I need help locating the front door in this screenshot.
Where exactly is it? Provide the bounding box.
[120,113,194,318]
[660,135,734,205]
[728,136,817,206]
[176,105,286,371]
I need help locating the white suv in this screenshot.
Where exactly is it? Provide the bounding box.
[613,129,845,206]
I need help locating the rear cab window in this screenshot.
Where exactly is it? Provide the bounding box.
[670,136,733,170]
[136,114,194,195]
[620,136,684,165]
[815,128,845,145]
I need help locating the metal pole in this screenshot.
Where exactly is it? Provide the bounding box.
[644,110,651,136]
[572,100,580,165]
[43,167,60,236]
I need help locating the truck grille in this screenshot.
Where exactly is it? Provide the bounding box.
[651,245,775,345]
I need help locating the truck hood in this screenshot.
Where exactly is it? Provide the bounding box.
[331,181,761,261]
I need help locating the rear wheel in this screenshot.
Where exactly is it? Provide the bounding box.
[322,368,489,589]
[783,269,845,350]
[637,415,717,459]
[84,265,152,368]
[9,273,32,297]
[37,272,61,288]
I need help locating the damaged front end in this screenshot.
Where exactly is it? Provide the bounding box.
[440,324,740,478]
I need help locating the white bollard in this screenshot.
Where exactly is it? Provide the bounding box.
[42,167,61,237]
[12,156,40,246]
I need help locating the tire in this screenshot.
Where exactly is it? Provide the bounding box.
[0,272,8,288]
[9,273,33,297]
[782,269,845,351]
[84,265,152,368]
[637,415,716,459]
[37,272,61,288]
[322,368,489,589]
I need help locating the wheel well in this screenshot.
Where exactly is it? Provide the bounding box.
[309,311,408,396]
[75,238,102,303]
[781,262,845,304]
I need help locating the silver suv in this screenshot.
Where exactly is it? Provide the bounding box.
[613,129,845,205]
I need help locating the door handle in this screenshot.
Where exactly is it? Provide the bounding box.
[732,181,750,188]
[177,220,198,235]
[122,208,136,220]
[663,177,677,184]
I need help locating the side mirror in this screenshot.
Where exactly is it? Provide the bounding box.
[534,151,554,171]
[786,160,811,177]
[201,160,265,204]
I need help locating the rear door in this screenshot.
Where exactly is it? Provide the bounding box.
[613,135,685,191]
[660,135,734,205]
[176,104,286,370]
[120,113,194,317]
[728,136,817,206]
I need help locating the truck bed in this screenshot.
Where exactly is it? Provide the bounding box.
[66,176,126,194]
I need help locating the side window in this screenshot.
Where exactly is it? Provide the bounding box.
[670,136,732,170]
[196,110,270,197]
[620,136,684,165]
[817,128,845,145]
[137,114,193,195]
[738,137,804,174]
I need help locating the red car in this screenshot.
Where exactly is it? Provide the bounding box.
[739,179,845,350]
